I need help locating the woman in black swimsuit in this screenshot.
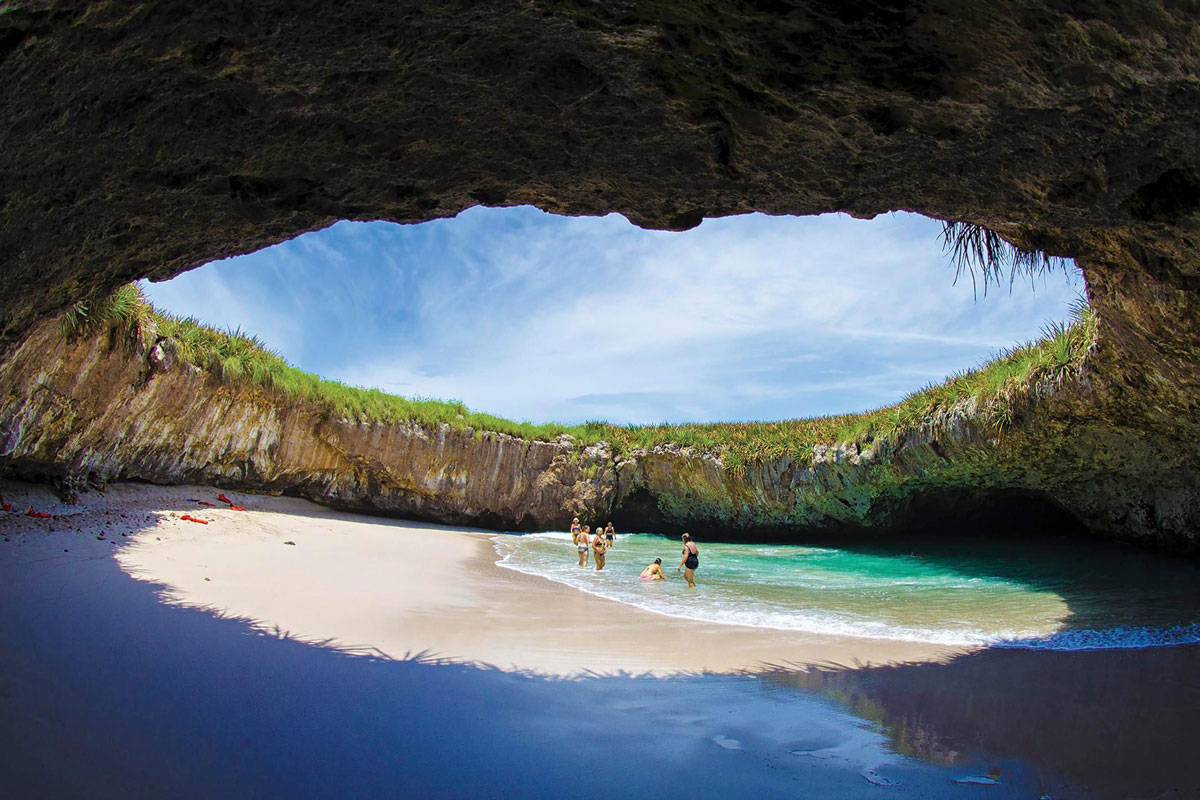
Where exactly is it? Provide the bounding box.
[677,532,699,588]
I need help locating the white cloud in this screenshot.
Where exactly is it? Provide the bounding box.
[144,208,1083,425]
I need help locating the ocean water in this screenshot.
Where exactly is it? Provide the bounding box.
[493,532,1200,650]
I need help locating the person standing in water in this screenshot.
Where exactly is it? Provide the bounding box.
[604,522,615,549]
[677,533,699,587]
[592,526,608,571]
[575,524,591,567]
[640,558,665,581]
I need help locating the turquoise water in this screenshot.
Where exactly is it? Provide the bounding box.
[493,532,1200,649]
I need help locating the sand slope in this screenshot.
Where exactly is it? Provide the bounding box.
[3,481,961,675]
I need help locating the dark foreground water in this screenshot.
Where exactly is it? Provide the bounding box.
[1,530,1198,799]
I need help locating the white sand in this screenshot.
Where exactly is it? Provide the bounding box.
[2,481,967,675]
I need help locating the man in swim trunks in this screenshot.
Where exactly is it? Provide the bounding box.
[677,533,699,588]
[592,526,608,571]
[640,558,665,581]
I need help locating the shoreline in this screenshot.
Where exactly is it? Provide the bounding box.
[2,480,966,675]
[3,479,1199,798]
[492,543,1010,648]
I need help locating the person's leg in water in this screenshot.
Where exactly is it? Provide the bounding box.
[683,565,695,588]
[595,550,606,571]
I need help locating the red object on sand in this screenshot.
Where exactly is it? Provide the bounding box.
[1,502,11,512]
[230,505,246,511]
[26,506,52,519]
[217,493,233,505]
[180,514,209,525]
[196,501,216,507]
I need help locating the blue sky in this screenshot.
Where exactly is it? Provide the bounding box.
[143,207,1083,425]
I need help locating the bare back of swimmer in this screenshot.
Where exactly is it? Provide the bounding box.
[677,533,699,588]
[576,525,591,566]
[640,558,665,581]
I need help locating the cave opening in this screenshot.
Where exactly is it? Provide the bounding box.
[139,206,1084,429]
[2,203,1107,545]
[3,6,1200,795]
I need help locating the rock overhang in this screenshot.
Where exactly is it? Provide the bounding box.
[2,1,1200,548]
[1,1,1198,323]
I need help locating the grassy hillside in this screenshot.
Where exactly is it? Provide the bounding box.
[59,281,1096,470]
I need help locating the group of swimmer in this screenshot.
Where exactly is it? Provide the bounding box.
[570,518,616,570]
[569,518,701,588]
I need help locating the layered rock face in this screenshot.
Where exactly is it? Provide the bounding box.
[0,321,603,530]
[2,2,1200,549]
[5,319,1197,551]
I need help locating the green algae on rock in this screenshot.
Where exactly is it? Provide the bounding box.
[4,283,1196,552]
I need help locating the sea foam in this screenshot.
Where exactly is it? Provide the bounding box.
[493,532,1200,652]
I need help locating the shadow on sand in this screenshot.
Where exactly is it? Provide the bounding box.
[1,483,1196,798]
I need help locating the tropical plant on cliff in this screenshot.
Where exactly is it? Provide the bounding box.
[604,294,1095,473]
[60,279,1096,470]
[940,221,1073,298]
[60,282,157,351]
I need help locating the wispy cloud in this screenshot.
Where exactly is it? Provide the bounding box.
[143,207,1083,425]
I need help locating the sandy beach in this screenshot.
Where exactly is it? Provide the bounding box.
[3,480,1198,799]
[4,480,962,676]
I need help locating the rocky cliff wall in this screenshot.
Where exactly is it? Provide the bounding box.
[0,321,609,529]
[3,2,1200,553]
[5,320,1196,552]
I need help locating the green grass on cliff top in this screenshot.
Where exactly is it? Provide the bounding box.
[62,280,1095,469]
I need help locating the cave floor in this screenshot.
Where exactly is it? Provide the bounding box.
[0,483,1196,799]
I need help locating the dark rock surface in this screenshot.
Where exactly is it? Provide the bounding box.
[2,2,1199,325]
[2,1,1200,548]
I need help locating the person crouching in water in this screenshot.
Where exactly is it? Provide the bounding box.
[592,526,608,570]
[640,558,665,581]
[576,525,591,567]
[604,522,616,549]
[677,533,699,587]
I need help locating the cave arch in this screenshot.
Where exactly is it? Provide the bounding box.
[2,1,1199,549]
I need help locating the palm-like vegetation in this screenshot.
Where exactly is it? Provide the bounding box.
[940,221,1073,297]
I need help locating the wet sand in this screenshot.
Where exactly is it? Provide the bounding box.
[0,480,963,674]
[1,480,1197,798]
[48,483,961,675]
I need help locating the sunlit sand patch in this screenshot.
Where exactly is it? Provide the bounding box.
[99,484,968,676]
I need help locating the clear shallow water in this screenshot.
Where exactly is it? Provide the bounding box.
[493,532,1200,650]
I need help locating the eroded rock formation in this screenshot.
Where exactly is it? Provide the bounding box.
[4,318,1196,551]
[2,1,1200,548]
